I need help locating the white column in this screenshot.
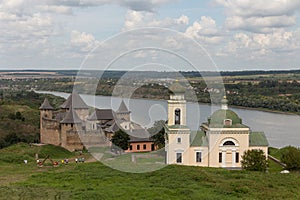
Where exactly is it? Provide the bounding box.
[232,151,236,167]
[222,151,226,168]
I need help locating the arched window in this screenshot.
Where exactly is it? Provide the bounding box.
[224,119,232,126]
[223,141,235,146]
[175,108,181,125]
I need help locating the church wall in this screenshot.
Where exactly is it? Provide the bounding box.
[187,147,209,167]
[249,146,268,158]
[208,132,250,168]
[166,131,190,164]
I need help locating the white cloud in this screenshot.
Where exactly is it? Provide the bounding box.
[224,29,299,58]
[215,0,300,17]
[215,0,300,33]
[123,10,189,30]
[185,16,224,44]
[70,30,99,52]
[0,11,54,51]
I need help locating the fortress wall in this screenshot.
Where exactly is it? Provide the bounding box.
[40,118,61,146]
[60,124,77,151]
[63,131,110,151]
[71,131,110,149]
[65,133,84,151]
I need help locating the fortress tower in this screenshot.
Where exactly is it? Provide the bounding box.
[60,90,90,121]
[116,100,131,122]
[39,98,61,146]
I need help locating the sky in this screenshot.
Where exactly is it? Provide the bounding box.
[1,0,300,71]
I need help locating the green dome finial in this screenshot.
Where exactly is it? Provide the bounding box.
[221,96,228,110]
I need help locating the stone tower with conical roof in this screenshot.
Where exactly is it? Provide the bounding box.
[60,90,90,121]
[39,98,61,146]
[39,98,54,120]
[116,100,131,122]
[60,109,84,150]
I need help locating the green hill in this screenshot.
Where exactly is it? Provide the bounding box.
[0,144,300,199]
[0,143,74,164]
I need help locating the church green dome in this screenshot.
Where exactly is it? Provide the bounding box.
[209,109,242,125]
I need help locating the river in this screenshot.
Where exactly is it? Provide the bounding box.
[36,91,300,148]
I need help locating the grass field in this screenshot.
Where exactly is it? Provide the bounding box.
[0,143,299,200]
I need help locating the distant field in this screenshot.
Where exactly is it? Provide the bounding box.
[0,143,299,199]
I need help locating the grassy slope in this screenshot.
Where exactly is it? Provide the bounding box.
[0,144,299,200]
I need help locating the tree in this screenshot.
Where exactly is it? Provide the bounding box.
[111,129,130,151]
[241,149,268,172]
[281,146,300,170]
[148,120,166,149]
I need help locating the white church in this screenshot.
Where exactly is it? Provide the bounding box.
[165,83,268,168]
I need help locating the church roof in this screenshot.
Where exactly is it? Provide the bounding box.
[60,109,83,124]
[117,100,130,113]
[167,124,189,129]
[60,91,89,109]
[88,109,115,120]
[190,131,208,147]
[207,109,247,128]
[169,82,185,94]
[249,132,269,146]
[39,98,54,110]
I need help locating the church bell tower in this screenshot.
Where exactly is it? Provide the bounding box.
[165,81,190,165]
[167,82,187,126]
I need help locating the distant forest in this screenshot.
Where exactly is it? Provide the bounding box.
[2,69,300,78]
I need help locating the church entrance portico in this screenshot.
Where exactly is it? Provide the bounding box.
[219,138,239,168]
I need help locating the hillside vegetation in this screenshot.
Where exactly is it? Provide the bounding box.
[0,143,299,199]
[0,90,65,148]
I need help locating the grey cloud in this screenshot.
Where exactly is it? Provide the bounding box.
[48,0,174,12]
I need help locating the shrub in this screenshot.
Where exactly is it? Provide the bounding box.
[281,146,300,170]
[241,149,268,172]
[111,129,130,151]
